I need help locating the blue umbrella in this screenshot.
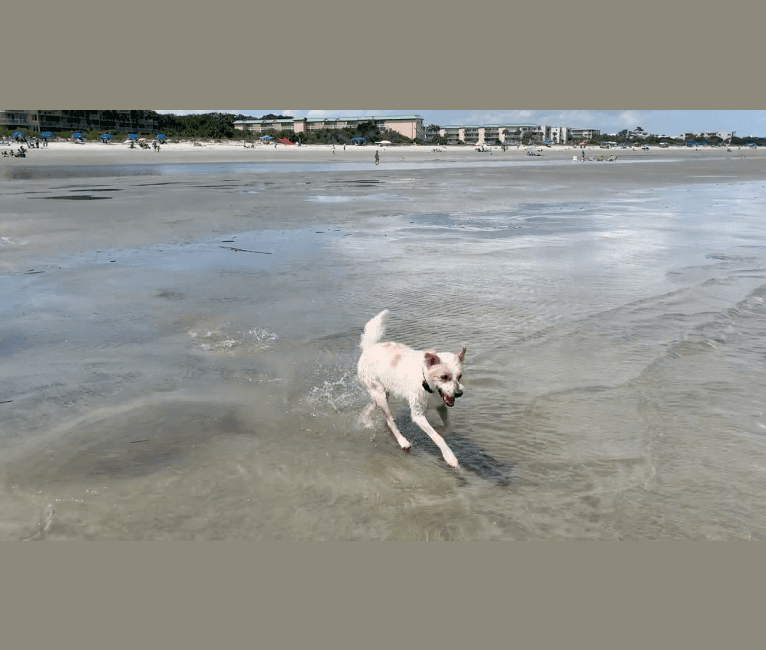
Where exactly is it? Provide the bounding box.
[260,135,273,140]
[11,131,23,137]
[352,136,364,141]
[41,132,53,138]
[156,134,166,140]
[128,134,138,140]
[72,132,83,138]
[100,133,113,140]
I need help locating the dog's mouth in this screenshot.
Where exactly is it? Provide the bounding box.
[439,389,455,407]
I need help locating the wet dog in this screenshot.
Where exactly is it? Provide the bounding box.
[358,309,466,468]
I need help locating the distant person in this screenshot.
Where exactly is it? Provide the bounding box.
[375,150,379,165]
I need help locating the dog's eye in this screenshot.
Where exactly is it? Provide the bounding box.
[441,374,449,381]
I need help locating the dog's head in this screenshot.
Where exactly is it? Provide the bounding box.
[423,346,466,407]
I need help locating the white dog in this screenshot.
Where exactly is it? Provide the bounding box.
[357,309,466,468]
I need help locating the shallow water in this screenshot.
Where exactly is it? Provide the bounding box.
[2,161,766,539]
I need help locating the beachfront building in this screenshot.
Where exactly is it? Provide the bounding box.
[462,126,481,144]
[0,110,158,133]
[566,128,601,142]
[679,130,734,142]
[439,124,541,145]
[440,126,464,144]
[543,126,568,144]
[498,124,541,144]
[425,124,441,140]
[0,110,34,130]
[540,125,600,143]
[233,115,425,141]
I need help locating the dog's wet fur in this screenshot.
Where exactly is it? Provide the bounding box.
[358,309,466,468]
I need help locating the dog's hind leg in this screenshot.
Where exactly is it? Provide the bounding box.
[368,387,411,451]
[411,413,458,468]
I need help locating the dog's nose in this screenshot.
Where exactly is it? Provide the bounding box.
[455,389,463,398]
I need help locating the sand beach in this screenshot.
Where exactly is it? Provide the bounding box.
[3,137,763,167]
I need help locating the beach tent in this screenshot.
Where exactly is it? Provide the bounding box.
[128,134,138,140]
[375,140,392,145]
[72,133,83,138]
[41,132,53,139]
[156,134,167,142]
[277,137,294,145]
[352,136,365,145]
[11,131,24,137]
[100,133,113,140]
[260,135,273,140]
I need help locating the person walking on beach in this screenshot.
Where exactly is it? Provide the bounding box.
[374,150,379,165]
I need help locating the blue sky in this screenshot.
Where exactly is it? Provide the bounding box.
[155,110,766,137]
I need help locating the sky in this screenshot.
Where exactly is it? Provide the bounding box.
[154,110,766,137]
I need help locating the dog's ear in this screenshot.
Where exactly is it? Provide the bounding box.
[424,352,441,368]
[457,346,466,362]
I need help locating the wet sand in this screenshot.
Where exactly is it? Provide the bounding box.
[2,149,766,540]
[2,144,764,269]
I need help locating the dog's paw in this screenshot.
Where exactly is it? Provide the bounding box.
[444,453,459,468]
[400,440,412,452]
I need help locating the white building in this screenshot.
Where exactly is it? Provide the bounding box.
[679,131,734,142]
[439,124,541,145]
[233,115,425,141]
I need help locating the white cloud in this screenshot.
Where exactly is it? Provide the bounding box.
[616,111,644,129]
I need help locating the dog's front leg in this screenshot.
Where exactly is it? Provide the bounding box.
[436,404,449,427]
[411,413,458,468]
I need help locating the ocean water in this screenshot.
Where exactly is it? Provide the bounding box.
[2,161,766,539]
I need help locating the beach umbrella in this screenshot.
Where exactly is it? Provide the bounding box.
[156,134,166,141]
[11,131,23,137]
[41,132,53,138]
[259,135,273,140]
[100,133,113,140]
[72,132,83,138]
[128,134,138,140]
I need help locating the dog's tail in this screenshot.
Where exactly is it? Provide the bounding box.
[360,309,389,351]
